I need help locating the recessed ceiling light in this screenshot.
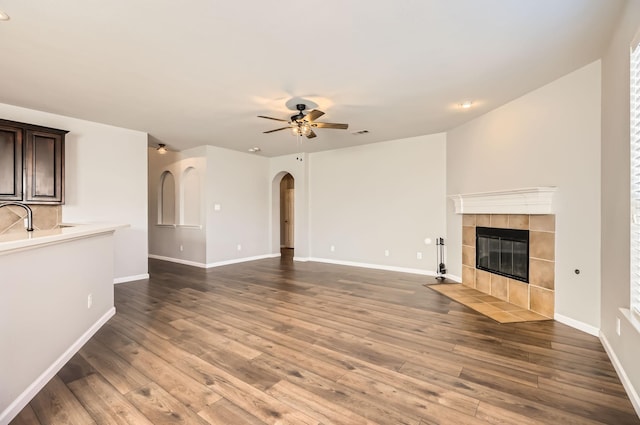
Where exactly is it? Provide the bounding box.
[0,10,10,21]
[460,101,473,109]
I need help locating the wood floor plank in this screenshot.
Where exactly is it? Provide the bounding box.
[28,376,95,425]
[197,398,267,425]
[125,382,210,425]
[9,258,640,425]
[67,373,154,425]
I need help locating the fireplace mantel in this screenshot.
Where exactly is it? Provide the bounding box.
[448,187,557,214]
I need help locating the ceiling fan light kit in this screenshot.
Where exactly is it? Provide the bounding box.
[258,103,348,140]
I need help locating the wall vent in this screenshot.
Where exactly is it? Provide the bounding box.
[351,130,369,135]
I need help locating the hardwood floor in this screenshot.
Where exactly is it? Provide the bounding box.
[10,258,640,424]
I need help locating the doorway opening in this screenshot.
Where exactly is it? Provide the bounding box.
[280,173,295,260]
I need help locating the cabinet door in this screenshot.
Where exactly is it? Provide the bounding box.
[0,124,23,201]
[24,130,64,204]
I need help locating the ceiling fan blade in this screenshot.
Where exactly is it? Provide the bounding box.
[312,122,349,129]
[306,130,317,139]
[263,127,291,133]
[258,115,289,122]
[305,109,325,122]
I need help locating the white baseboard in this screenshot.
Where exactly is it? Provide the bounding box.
[554,313,599,337]
[446,274,462,282]
[307,257,437,277]
[600,331,640,417]
[113,273,149,284]
[148,253,280,269]
[148,254,206,268]
[0,307,115,425]
[205,254,280,268]
[293,256,309,262]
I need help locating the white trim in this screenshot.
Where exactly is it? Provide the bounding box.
[554,313,599,336]
[0,307,116,425]
[621,307,640,335]
[205,254,280,268]
[448,187,557,214]
[113,273,149,284]
[600,330,640,418]
[293,256,309,262]
[308,257,437,277]
[446,274,462,282]
[148,253,281,269]
[148,254,206,268]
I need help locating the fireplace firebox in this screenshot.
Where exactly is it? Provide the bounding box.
[476,227,529,283]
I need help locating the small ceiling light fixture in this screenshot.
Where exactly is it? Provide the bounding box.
[248,147,261,153]
[0,9,10,21]
[460,100,473,109]
[156,144,168,154]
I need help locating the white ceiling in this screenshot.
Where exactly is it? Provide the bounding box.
[0,0,625,157]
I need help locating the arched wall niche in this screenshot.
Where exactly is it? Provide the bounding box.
[159,170,176,225]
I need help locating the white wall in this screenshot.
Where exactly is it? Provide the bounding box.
[0,233,116,424]
[0,102,148,282]
[148,146,207,264]
[446,61,602,329]
[309,134,447,273]
[205,146,270,264]
[601,0,640,414]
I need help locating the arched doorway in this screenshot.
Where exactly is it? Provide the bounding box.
[280,173,294,259]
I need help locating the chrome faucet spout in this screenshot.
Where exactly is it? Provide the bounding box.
[0,202,34,231]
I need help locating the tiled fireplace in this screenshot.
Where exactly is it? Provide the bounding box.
[462,213,555,318]
[450,187,557,319]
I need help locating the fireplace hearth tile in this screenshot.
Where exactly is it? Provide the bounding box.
[530,231,555,261]
[427,283,552,323]
[509,214,529,229]
[530,258,555,289]
[490,214,509,228]
[530,214,555,232]
[476,214,490,226]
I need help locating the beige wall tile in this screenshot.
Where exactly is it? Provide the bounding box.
[530,286,554,318]
[530,215,555,232]
[508,280,529,309]
[0,205,60,234]
[530,231,555,261]
[529,258,555,290]
[462,226,475,246]
[462,245,476,267]
[463,214,476,227]
[462,266,476,287]
[0,208,22,234]
[509,214,529,230]
[490,214,509,228]
[31,205,60,230]
[490,275,508,301]
[476,214,490,227]
[475,270,491,294]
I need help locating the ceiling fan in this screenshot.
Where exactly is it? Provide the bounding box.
[258,104,348,139]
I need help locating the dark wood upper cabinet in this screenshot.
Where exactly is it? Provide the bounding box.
[0,119,68,204]
[0,124,23,200]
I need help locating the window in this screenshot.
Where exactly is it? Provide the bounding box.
[630,40,640,315]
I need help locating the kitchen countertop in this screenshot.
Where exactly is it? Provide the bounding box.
[0,223,128,254]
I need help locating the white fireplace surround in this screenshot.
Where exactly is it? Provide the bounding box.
[448,187,557,215]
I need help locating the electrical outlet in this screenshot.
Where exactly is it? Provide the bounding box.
[384,249,390,257]
[87,294,93,309]
[330,245,335,252]
[417,252,423,260]
[179,244,184,252]
[237,244,242,251]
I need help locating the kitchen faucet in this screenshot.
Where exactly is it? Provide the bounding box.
[0,202,34,231]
